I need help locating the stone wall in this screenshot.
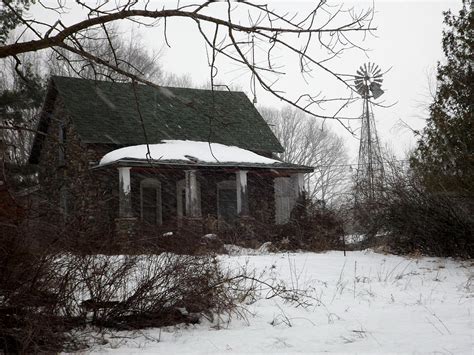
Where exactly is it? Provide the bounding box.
[37,98,118,243]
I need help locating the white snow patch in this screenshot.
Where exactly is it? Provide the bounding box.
[224,243,274,256]
[343,234,366,244]
[99,140,280,166]
[89,250,473,354]
[203,233,218,240]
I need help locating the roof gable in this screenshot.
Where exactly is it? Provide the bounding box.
[49,76,283,153]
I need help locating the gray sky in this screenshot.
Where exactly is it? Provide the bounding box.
[151,1,462,161]
[31,0,462,161]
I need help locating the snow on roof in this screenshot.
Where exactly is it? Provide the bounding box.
[99,140,281,166]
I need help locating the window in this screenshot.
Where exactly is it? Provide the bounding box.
[217,180,237,227]
[140,178,162,225]
[274,177,292,224]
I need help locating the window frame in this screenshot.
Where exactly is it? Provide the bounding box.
[140,178,162,225]
[274,177,292,225]
[217,180,237,227]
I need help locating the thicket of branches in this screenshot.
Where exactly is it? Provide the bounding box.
[356,159,473,257]
[0,223,319,353]
[1,0,374,120]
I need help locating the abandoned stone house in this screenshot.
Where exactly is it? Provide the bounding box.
[29,76,313,238]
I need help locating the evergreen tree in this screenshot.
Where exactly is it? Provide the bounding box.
[0,60,45,167]
[1,1,44,163]
[0,64,44,124]
[411,1,473,195]
[0,1,35,45]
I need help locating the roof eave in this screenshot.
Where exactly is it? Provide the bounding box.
[91,159,314,173]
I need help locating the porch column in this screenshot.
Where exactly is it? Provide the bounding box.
[290,172,306,209]
[292,172,305,198]
[185,170,201,218]
[236,170,249,216]
[118,167,132,218]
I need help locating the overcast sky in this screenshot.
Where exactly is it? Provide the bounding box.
[31,0,463,162]
[151,1,463,161]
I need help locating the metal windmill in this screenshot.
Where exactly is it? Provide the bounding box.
[354,63,385,203]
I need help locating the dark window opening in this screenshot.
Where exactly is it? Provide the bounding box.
[218,188,238,224]
[140,179,162,225]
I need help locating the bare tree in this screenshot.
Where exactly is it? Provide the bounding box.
[261,106,350,207]
[1,22,196,166]
[48,25,197,87]
[0,0,375,125]
[47,25,164,83]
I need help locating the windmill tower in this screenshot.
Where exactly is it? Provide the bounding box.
[354,63,385,203]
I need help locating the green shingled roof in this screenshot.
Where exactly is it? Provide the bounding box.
[51,76,283,153]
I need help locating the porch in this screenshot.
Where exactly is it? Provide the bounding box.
[92,141,313,238]
[113,164,309,237]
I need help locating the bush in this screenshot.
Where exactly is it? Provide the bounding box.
[358,170,474,258]
[0,229,253,352]
[0,232,73,353]
[273,194,345,251]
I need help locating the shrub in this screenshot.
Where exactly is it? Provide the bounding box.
[273,194,345,251]
[0,228,255,352]
[358,169,474,258]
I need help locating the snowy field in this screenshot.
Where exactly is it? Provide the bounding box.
[89,250,473,354]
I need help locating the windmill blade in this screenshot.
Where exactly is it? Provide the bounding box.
[355,62,385,98]
[355,78,367,88]
[355,85,365,92]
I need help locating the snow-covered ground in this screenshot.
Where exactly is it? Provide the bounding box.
[90,250,473,354]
